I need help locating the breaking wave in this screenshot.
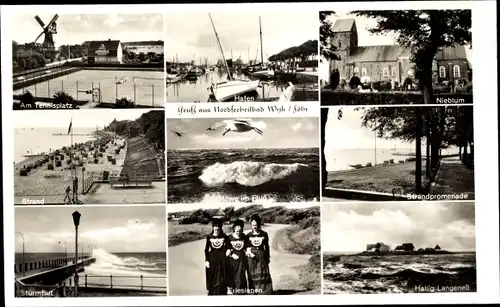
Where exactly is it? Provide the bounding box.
[199,161,309,187]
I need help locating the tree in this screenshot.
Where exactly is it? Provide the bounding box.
[351,10,472,104]
[320,11,342,62]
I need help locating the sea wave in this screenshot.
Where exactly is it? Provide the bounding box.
[198,161,309,187]
[86,248,165,277]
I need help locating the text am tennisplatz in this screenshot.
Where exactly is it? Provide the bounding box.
[177,104,309,116]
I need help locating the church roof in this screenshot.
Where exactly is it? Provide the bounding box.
[348,45,410,63]
[332,19,356,32]
[435,44,468,61]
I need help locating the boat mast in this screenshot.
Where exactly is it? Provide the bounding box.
[259,16,264,66]
[208,13,232,81]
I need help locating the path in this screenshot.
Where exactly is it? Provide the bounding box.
[168,224,310,296]
[433,156,475,199]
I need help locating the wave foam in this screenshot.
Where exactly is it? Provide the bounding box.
[199,161,308,187]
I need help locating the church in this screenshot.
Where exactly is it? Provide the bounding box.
[328,19,472,85]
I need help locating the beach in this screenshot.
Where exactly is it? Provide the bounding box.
[14,129,127,204]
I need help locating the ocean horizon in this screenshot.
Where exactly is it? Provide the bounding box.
[325,147,460,172]
[14,127,98,164]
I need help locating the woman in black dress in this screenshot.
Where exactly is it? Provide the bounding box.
[205,218,230,295]
[246,214,273,294]
[227,219,249,294]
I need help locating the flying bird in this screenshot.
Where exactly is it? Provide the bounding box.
[207,119,264,136]
[171,130,185,138]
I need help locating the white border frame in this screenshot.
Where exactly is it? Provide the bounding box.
[2,1,499,306]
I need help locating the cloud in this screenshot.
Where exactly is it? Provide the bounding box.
[322,203,476,252]
[103,14,125,27]
[191,134,261,144]
[291,120,315,132]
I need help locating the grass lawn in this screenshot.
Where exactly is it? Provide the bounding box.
[326,161,428,195]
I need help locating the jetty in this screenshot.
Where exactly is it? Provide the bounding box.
[15,256,96,297]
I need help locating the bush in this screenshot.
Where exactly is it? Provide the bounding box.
[349,76,361,89]
[18,91,36,106]
[53,91,77,105]
[379,81,392,91]
[321,91,473,105]
[115,97,135,108]
[329,70,340,90]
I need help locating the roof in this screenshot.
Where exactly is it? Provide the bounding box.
[88,40,121,50]
[332,19,356,32]
[435,44,468,60]
[348,45,409,62]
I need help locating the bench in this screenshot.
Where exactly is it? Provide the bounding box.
[109,177,153,188]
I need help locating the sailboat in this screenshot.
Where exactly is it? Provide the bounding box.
[208,13,260,102]
[252,16,275,79]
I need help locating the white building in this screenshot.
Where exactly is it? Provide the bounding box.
[87,39,123,64]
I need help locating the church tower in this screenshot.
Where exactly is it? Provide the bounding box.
[329,19,358,80]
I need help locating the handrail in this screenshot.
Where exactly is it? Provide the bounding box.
[82,274,166,291]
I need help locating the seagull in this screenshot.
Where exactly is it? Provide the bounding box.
[207,119,264,136]
[171,130,185,138]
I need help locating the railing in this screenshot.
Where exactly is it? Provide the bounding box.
[81,274,166,291]
[14,256,89,274]
[86,171,161,180]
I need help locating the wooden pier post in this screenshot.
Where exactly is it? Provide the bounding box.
[48,80,51,97]
[110,275,113,289]
[85,274,87,288]
[141,275,144,290]
[152,84,155,107]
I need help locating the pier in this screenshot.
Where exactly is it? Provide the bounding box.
[15,256,96,297]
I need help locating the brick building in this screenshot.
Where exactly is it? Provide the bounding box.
[329,19,472,85]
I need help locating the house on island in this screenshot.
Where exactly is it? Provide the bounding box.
[87,39,123,64]
[394,243,415,251]
[328,19,472,85]
[366,242,390,252]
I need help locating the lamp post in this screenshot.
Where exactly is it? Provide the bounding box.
[15,232,25,277]
[72,211,81,297]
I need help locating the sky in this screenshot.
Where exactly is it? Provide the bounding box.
[165,11,318,64]
[13,109,162,129]
[324,107,414,150]
[322,202,476,253]
[319,12,473,81]
[168,202,318,213]
[167,117,319,149]
[15,206,166,253]
[12,14,163,46]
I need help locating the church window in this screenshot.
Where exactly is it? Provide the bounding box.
[439,66,446,78]
[391,67,397,77]
[383,67,389,77]
[361,67,367,76]
[353,67,359,74]
[453,65,460,78]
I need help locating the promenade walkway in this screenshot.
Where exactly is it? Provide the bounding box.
[432,156,475,199]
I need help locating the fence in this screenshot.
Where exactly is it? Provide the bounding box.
[14,256,89,274]
[85,170,162,183]
[16,80,163,107]
[81,274,166,291]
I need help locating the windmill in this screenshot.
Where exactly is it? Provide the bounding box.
[34,14,59,55]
